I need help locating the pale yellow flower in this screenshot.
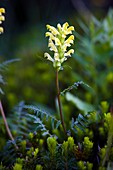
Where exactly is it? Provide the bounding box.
[57,23,62,31]
[62,22,69,30]
[44,53,54,62]
[46,24,59,36]
[67,26,74,34]
[64,49,74,57]
[44,22,75,70]
[54,37,61,46]
[48,39,57,52]
[54,52,60,61]
[0,8,5,13]
[0,27,4,33]
[0,8,5,34]
[64,35,74,46]
[45,32,55,40]
[61,22,74,38]
[0,16,5,23]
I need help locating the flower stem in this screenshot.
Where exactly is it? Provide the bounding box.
[0,100,18,149]
[56,70,66,134]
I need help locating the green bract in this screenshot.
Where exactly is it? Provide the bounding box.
[44,22,74,71]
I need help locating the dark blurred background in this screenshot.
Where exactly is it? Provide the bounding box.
[0,0,113,58]
[1,0,113,37]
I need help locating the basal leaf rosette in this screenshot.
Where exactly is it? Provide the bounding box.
[44,22,75,71]
[0,8,5,34]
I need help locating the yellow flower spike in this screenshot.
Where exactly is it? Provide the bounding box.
[44,22,75,70]
[0,8,5,34]
[46,24,59,35]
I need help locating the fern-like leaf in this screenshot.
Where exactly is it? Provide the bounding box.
[23,105,61,132]
[9,101,37,137]
[0,59,20,94]
[71,114,89,133]
[61,81,90,96]
[0,59,20,71]
[0,137,23,165]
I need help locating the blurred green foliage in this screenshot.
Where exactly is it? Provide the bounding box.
[74,9,113,105]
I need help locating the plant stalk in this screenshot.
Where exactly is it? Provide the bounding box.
[0,100,18,149]
[56,70,66,134]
